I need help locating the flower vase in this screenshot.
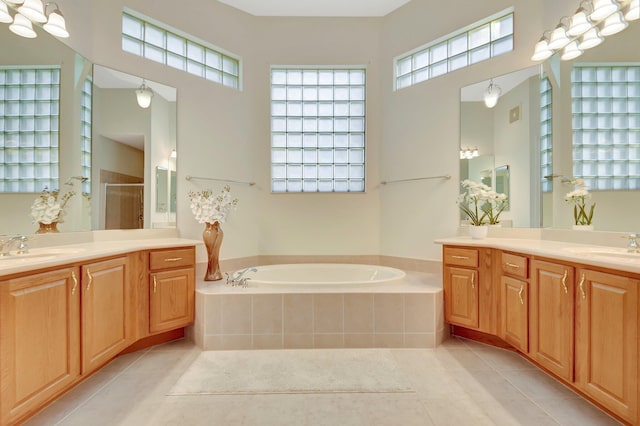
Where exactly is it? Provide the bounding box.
[469,225,489,240]
[36,221,60,234]
[202,221,224,281]
[572,224,594,231]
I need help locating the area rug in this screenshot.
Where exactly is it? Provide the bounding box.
[168,349,414,395]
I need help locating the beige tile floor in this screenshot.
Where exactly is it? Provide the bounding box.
[25,337,621,426]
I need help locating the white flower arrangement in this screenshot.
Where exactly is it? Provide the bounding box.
[458,179,508,226]
[564,178,595,226]
[30,187,76,224]
[188,185,239,224]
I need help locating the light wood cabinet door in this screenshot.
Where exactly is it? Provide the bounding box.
[530,260,575,381]
[149,267,195,334]
[575,269,638,423]
[500,276,528,353]
[0,267,80,425]
[81,257,133,375]
[444,266,479,329]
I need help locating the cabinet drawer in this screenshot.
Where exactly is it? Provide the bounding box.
[443,247,478,268]
[149,247,195,271]
[501,252,528,279]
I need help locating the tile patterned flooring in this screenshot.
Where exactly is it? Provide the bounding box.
[25,337,622,426]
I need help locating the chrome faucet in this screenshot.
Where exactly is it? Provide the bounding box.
[0,235,29,256]
[626,233,640,253]
[226,267,257,287]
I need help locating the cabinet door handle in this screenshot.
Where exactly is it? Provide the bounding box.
[164,257,183,262]
[561,270,568,294]
[471,272,475,289]
[86,269,93,292]
[452,255,469,260]
[579,273,586,300]
[153,276,158,294]
[518,283,525,305]
[71,271,78,295]
[505,262,520,269]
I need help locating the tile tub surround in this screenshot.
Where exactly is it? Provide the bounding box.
[192,270,444,350]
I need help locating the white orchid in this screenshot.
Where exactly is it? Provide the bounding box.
[565,185,595,226]
[188,185,239,224]
[458,180,508,226]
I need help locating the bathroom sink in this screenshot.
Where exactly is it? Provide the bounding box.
[564,247,640,261]
[0,247,86,265]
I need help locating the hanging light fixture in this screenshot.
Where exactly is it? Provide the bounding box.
[590,0,620,21]
[578,27,604,49]
[625,0,639,20]
[531,0,634,62]
[600,11,628,35]
[459,147,480,160]
[170,148,177,158]
[136,80,154,108]
[2,1,69,38]
[561,40,584,60]
[484,79,501,109]
[9,13,36,38]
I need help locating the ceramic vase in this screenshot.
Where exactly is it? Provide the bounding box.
[202,221,224,281]
[36,221,59,234]
[572,224,594,231]
[469,225,489,240]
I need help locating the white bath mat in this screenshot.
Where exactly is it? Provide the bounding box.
[168,349,414,395]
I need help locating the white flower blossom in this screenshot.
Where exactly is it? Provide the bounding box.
[30,187,75,224]
[188,185,239,224]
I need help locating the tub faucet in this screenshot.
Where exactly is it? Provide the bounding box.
[0,235,29,256]
[226,267,257,287]
[626,233,640,253]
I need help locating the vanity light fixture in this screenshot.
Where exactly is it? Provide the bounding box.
[2,0,69,38]
[135,80,153,108]
[460,147,480,160]
[531,0,635,62]
[484,79,501,109]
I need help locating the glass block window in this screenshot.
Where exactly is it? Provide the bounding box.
[572,65,640,190]
[271,68,366,193]
[540,75,553,193]
[395,10,513,90]
[122,10,240,90]
[81,75,92,195]
[0,67,60,193]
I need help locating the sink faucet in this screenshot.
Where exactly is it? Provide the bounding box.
[226,267,257,287]
[0,235,29,256]
[626,233,640,253]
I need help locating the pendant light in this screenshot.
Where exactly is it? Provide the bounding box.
[43,4,69,38]
[9,13,37,38]
[484,80,501,109]
[578,27,604,50]
[600,11,628,35]
[17,0,46,23]
[561,40,583,60]
[0,2,12,23]
[548,23,571,50]
[136,80,154,108]
[531,34,553,61]
[625,0,639,21]
[590,0,620,21]
[567,5,592,36]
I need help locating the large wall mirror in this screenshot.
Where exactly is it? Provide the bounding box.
[0,24,177,235]
[460,18,640,231]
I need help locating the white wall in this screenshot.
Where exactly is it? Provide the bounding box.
[45,0,603,261]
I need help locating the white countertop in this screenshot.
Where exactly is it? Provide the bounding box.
[0,238,201,277]
[436,236,640,274]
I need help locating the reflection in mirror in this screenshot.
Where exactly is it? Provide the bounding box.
[92,65,177,230]
[460,65,542,228]
[155,166,176,214]
[495,165,510,211]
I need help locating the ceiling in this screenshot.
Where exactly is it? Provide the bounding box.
[216,0,412,17]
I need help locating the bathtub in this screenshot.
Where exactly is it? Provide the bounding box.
[238,263,406,289]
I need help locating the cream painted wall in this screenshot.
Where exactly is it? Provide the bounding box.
[43,0,599,261]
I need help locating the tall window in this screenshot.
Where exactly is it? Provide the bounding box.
[395,10,513,90]
[0,66,60,192]
[271,68,366,193]
[572,64,640,190]
[122,10,240,90]
[81,75,92,195]
[540,75,553,193]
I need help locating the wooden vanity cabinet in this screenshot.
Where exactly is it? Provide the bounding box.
[443,246,496,333]
[575,268,638,423]
[148,247,195,334]
[530,259,575,382]
[0,267,81,426]
[81,256,134,375]
[499,252,529,353]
